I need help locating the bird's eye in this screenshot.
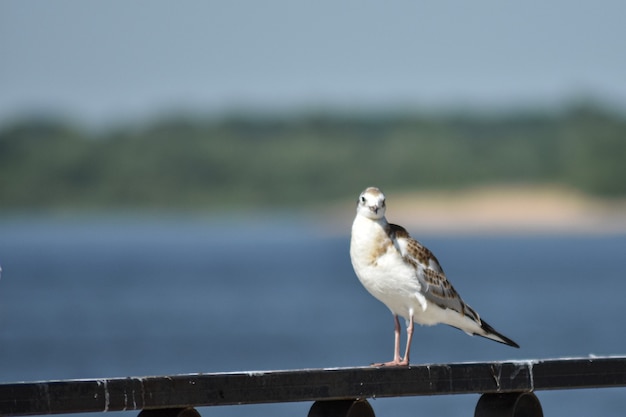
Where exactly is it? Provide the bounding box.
[360,196,366,203]
[381,200,386,207]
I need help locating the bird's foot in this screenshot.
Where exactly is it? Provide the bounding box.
[371,358,409,367]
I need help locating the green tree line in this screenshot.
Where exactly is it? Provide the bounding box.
[1,103,625,211]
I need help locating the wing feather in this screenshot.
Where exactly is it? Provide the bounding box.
[386,223,479,321]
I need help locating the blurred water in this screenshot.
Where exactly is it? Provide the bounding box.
[0,216,624,417]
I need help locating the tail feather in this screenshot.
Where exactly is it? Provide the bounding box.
[478,319,520,348]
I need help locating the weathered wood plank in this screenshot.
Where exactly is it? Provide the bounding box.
[0,357,624,416]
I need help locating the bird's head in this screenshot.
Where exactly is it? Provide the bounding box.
[356,187,386,220]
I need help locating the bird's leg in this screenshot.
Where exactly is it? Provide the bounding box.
[399,314,414,366]
[372,314,403,367]
[392,314,402,363]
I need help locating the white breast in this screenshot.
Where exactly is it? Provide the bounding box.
[350,215,425,319]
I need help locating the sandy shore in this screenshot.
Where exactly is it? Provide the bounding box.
[322,185,626,235]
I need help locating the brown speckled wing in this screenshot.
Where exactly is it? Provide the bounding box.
[387,223,480,322]
[387,224,444,273]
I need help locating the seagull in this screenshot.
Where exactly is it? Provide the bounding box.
[350,186,519,366]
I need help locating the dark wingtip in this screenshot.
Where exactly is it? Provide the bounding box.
[480,319,520,348]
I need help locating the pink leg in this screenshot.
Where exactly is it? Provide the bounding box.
[392,315,402,363]
[372,315,404,367]
[399,314,414,366]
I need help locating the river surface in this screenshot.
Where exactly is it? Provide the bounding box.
[0,216,624,417]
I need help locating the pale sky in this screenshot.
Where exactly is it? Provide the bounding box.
[1,0,625,126]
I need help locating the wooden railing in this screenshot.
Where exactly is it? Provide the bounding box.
[1,356,625,417]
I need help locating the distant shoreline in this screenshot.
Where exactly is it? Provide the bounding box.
[323,185,626,235]
[2,185,625,236]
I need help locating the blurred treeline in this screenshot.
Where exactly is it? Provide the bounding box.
[1,103,625,211]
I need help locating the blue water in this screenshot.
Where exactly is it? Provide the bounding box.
[0,216,624,417]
